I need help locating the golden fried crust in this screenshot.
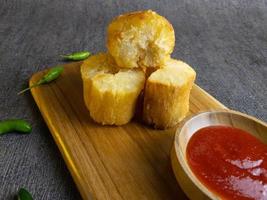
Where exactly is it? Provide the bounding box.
[81,53,145,125]
[81,53,118,108]
[143,59,196,129]
[107,10,175,68]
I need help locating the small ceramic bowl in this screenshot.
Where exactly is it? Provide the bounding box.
[171,109,267,200]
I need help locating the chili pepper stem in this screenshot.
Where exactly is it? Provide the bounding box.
[17,82,41,95]
[60,54,73,60]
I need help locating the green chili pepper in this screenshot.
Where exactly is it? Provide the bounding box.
[61,51,90,61]
[0,119,32,135]
[18,66,64,95]
[17,188,33,200]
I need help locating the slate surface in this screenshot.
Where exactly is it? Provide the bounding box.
[0,0,266,199]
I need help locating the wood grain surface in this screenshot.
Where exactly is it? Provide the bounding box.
[30,62,226,200]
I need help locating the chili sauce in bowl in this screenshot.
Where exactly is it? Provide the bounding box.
[171,110,267,200]
[187,126,267,200]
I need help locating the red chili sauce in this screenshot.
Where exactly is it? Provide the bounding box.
[186,126,267,200]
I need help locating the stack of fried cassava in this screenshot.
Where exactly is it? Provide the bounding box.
[81,10,196,129]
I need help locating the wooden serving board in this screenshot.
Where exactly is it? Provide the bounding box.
[30,62,227,200]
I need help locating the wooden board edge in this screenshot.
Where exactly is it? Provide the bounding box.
[193,84,227,109]
[29,73,91,200]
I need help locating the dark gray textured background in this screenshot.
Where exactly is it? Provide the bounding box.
[0,0,266,199]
